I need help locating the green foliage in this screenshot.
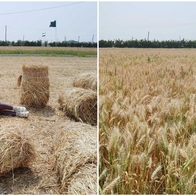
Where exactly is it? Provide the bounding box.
[0,47,97,57]
[99,38,196,48]
[0,40,97,48]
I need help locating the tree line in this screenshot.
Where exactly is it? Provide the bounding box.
[99,39,196,48]
[0,40,97,47]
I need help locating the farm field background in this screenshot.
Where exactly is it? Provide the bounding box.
[99,48,196,194]
[0,48,97,194]
[0,46,97,57]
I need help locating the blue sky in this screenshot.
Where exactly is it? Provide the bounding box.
[0,1,97,42]
[2,1,196,42]
[99,2,196,41]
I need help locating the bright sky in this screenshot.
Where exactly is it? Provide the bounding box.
[0,1,97,42]
[99,2,196,41]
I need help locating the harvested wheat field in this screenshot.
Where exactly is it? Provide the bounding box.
[0,51,97,194]
[99,48,196,194]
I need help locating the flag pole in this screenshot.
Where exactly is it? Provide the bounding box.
[55,20,57,43]
[49,20,56,44]
[5,25,7,43]
[55,26,57,43]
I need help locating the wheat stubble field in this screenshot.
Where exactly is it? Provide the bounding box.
[99,48,196,194]
[0,48,97,194]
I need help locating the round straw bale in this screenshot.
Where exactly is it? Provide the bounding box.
[58,88,97,125]
[0,128,35,176]
[67,163,97,195]
[20,65,50,108]
[73,72,97,91]
[54,122,97,194]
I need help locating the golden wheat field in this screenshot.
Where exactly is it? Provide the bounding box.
[0,50,97,194]
[99,48,196,194]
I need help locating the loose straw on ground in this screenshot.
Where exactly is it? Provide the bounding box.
[19,65,50,108]
[58,88,97,125]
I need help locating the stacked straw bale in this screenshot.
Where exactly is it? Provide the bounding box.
[54,122,97,194]
[73,72,97,91]
[58,88,97,125]
[19,65,50,108]
[0,128,35,176]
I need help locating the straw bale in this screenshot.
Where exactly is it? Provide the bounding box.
[0,128,35,176]
[19,65,49,108]
[58,88,97,125]
[67,163,97,195]
[73,72,97,91]
[54,122,97,194]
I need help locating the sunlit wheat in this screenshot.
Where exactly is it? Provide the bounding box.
[99,48,196,194]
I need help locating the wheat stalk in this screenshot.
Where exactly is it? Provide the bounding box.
[102,176,121,194]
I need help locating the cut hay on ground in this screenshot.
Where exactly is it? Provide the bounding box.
[19,65,50,108]
[54,122,97,194]
[58,88,97,125]
[0,128,35,177]
[73,72,97,91]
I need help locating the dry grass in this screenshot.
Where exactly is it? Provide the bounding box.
[99,48,196,194]
[58,88,97,126]
[54,122,97,194]
[20,65,50,108]
[73,72,97,91]
[0,54,96,194]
